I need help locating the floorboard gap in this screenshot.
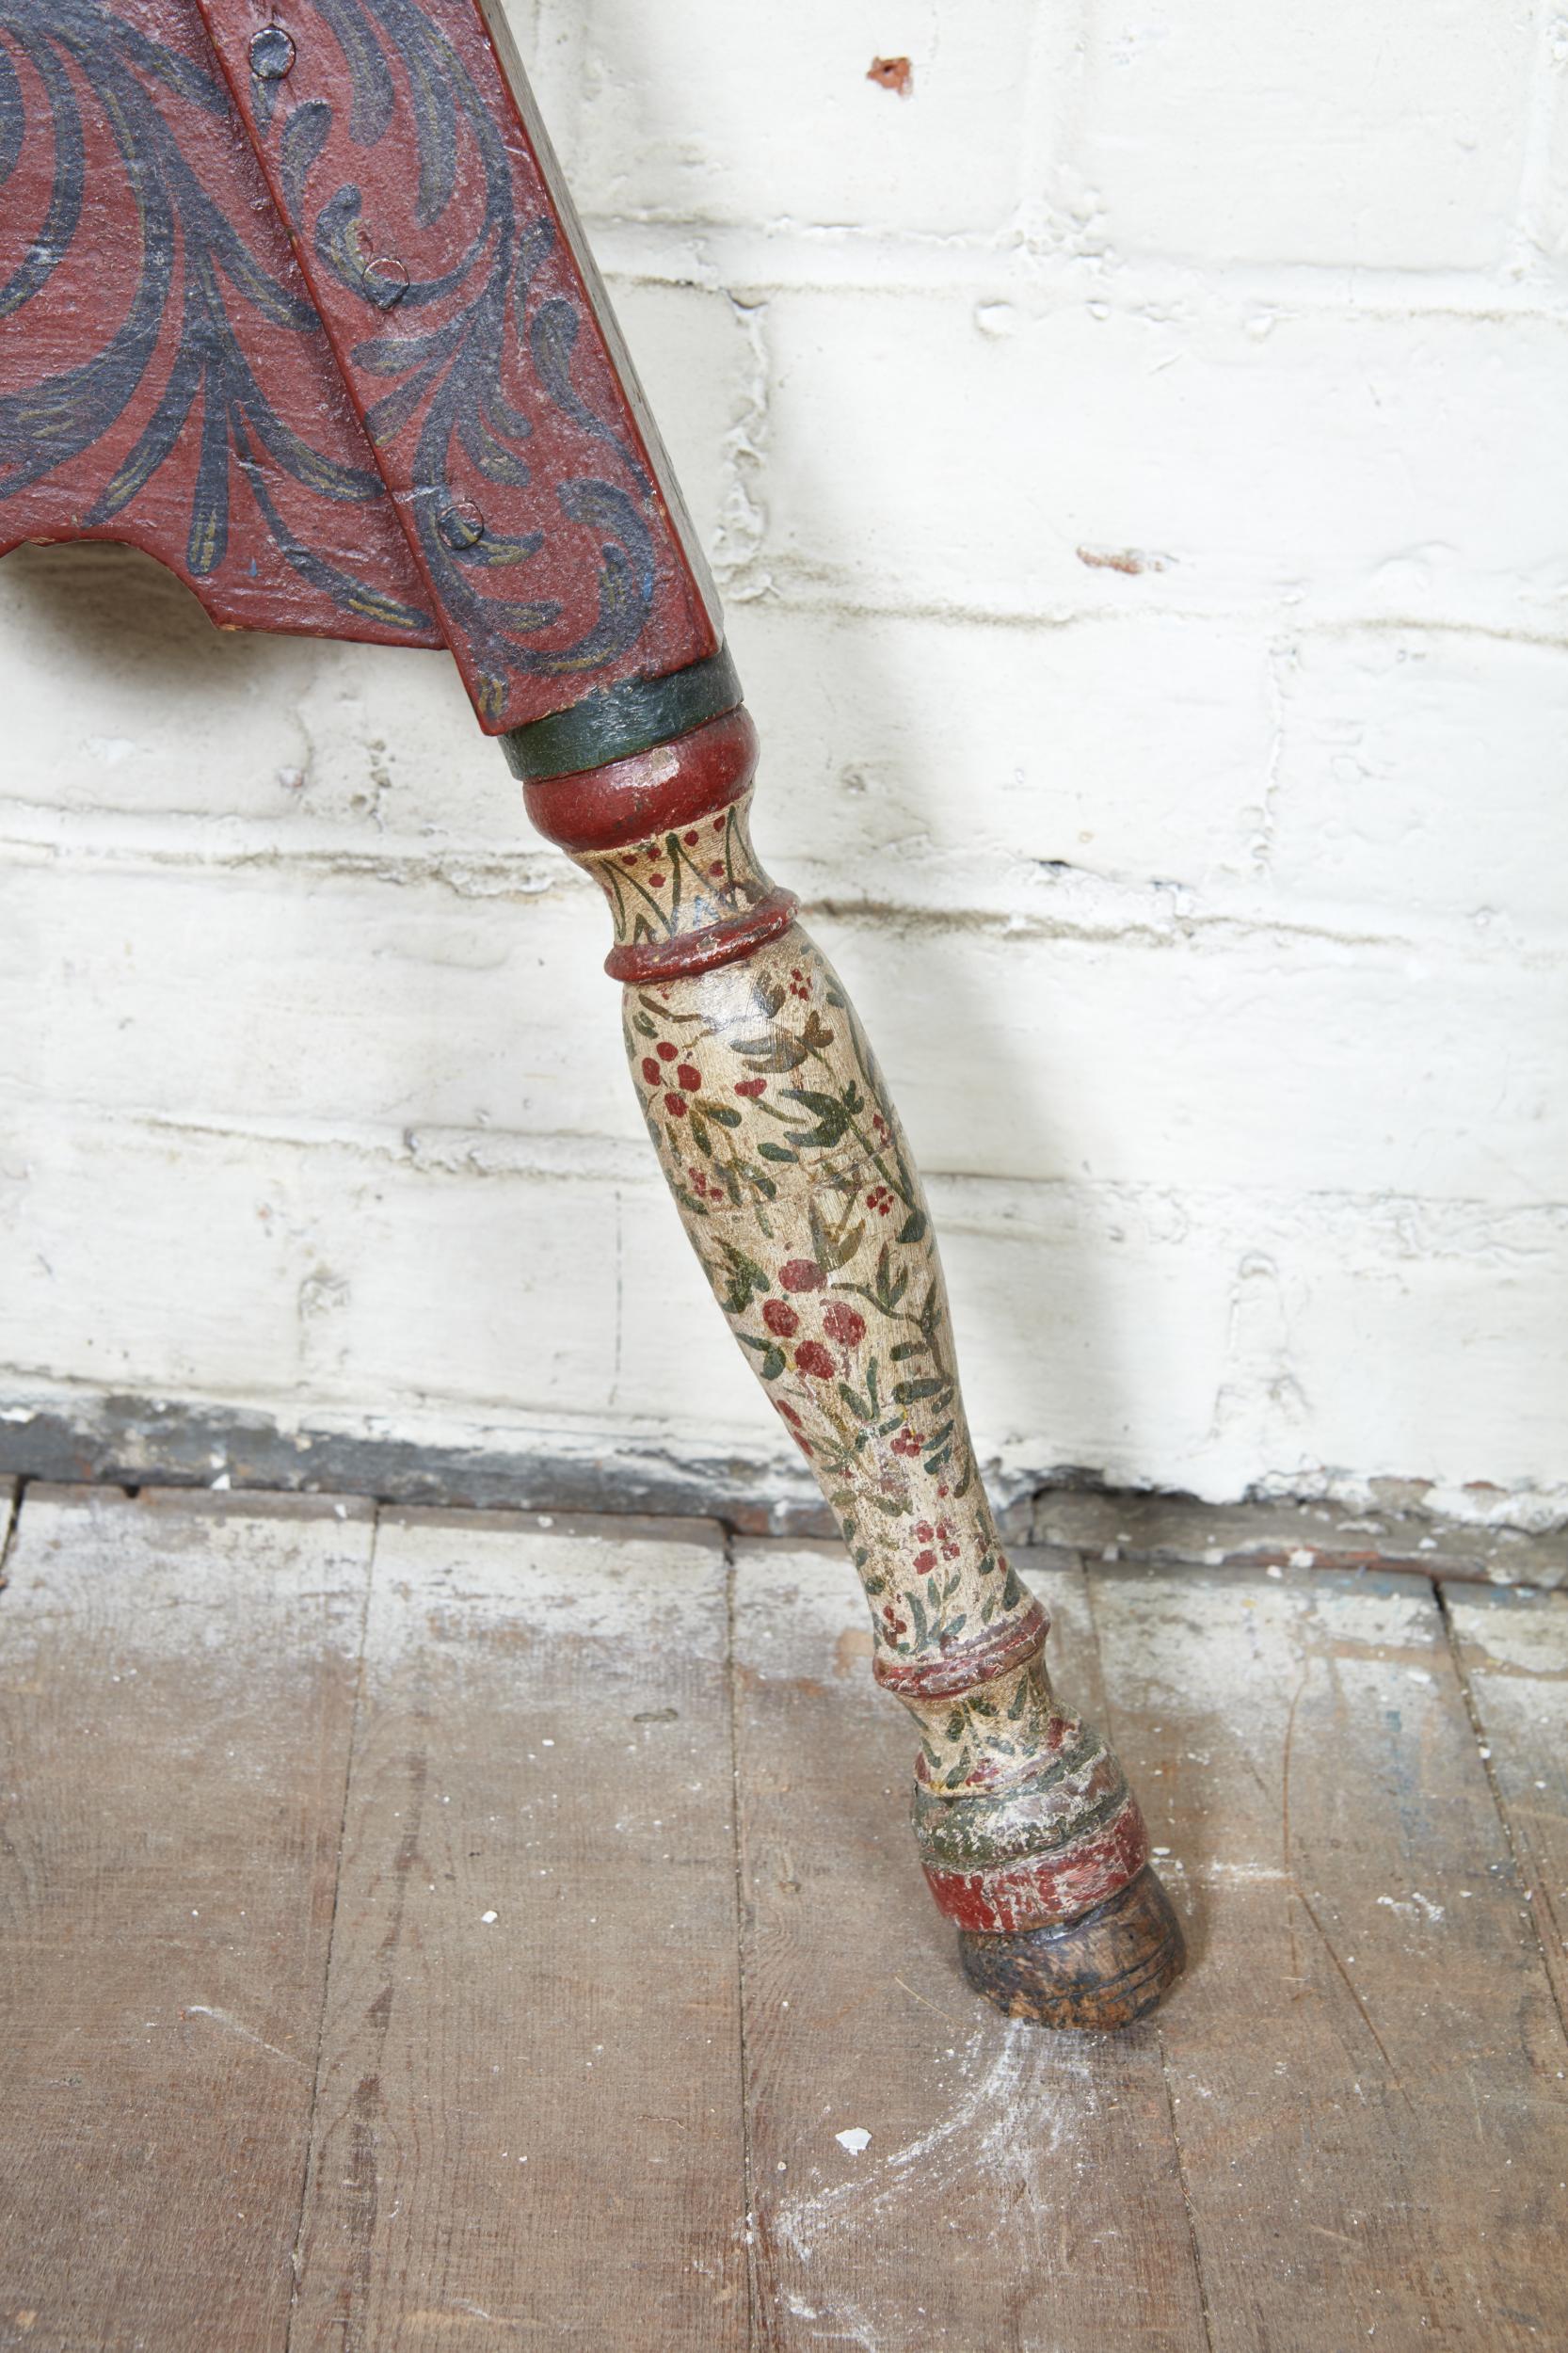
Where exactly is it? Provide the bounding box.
[723,1532,761,2353]
[282,1504,381,2351]
[1437,1579,1568,2055]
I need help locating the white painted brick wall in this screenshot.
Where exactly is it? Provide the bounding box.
[3,1,1564,1522]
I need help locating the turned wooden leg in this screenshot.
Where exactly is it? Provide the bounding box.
[520,694,1184,2029]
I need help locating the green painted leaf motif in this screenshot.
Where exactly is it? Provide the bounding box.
[738,1333,786,1381]
[807,1195,864,1274]
[867,1244,910,1314]
[893,1377,946,1405]
[703,1103,743,1128]
[757,1141,799,1165]
[836,1220,867,1270]
[633,1012,658,1037]
[837,1382,874,1423]
[716,1241,773,1317]
[896,1209,928,1245]
[781,1088,853,1148]
[728,1031,811,1071]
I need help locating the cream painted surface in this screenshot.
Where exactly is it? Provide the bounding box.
[1,2,1563,1517]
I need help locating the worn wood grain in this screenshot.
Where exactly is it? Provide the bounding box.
[288,1508,748,2351]
[731,1538,1209,2353]
[1444,1581,1568,2040]
[1090,1561,1568,2353]
[0,1484,374,2353]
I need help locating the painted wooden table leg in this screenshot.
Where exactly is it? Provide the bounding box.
[522,698,1185,2029]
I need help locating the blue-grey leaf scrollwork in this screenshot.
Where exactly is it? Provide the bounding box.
[0,0,434,637]
[271,0,660,716]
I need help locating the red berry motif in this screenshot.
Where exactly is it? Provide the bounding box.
[823,1302,866,1349]
[607,840,1010,1705]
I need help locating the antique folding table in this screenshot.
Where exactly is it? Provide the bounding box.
[0,0,1184,2028]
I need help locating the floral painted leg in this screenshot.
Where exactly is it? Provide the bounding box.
[523,703,1184,2028]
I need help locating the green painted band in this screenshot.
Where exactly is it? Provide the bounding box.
[499,647,744,782]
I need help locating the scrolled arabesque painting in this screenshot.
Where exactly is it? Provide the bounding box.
[0,0,714,724]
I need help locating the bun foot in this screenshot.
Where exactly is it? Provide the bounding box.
[958,1865,1186,2030]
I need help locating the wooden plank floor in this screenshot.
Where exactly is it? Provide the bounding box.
[2,1487,1565,2353]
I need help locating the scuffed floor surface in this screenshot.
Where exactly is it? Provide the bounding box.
[0,1481,1564,2352]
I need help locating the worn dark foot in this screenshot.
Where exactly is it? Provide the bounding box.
[958,1865,1186,2029]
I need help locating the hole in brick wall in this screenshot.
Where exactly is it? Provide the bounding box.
[867,56,913,97]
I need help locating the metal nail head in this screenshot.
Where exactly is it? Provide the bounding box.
[439,497,487,551]
[249,25,296,79]
[361,256,410,310]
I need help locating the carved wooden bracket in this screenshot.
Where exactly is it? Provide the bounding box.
[1,0,718,728]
